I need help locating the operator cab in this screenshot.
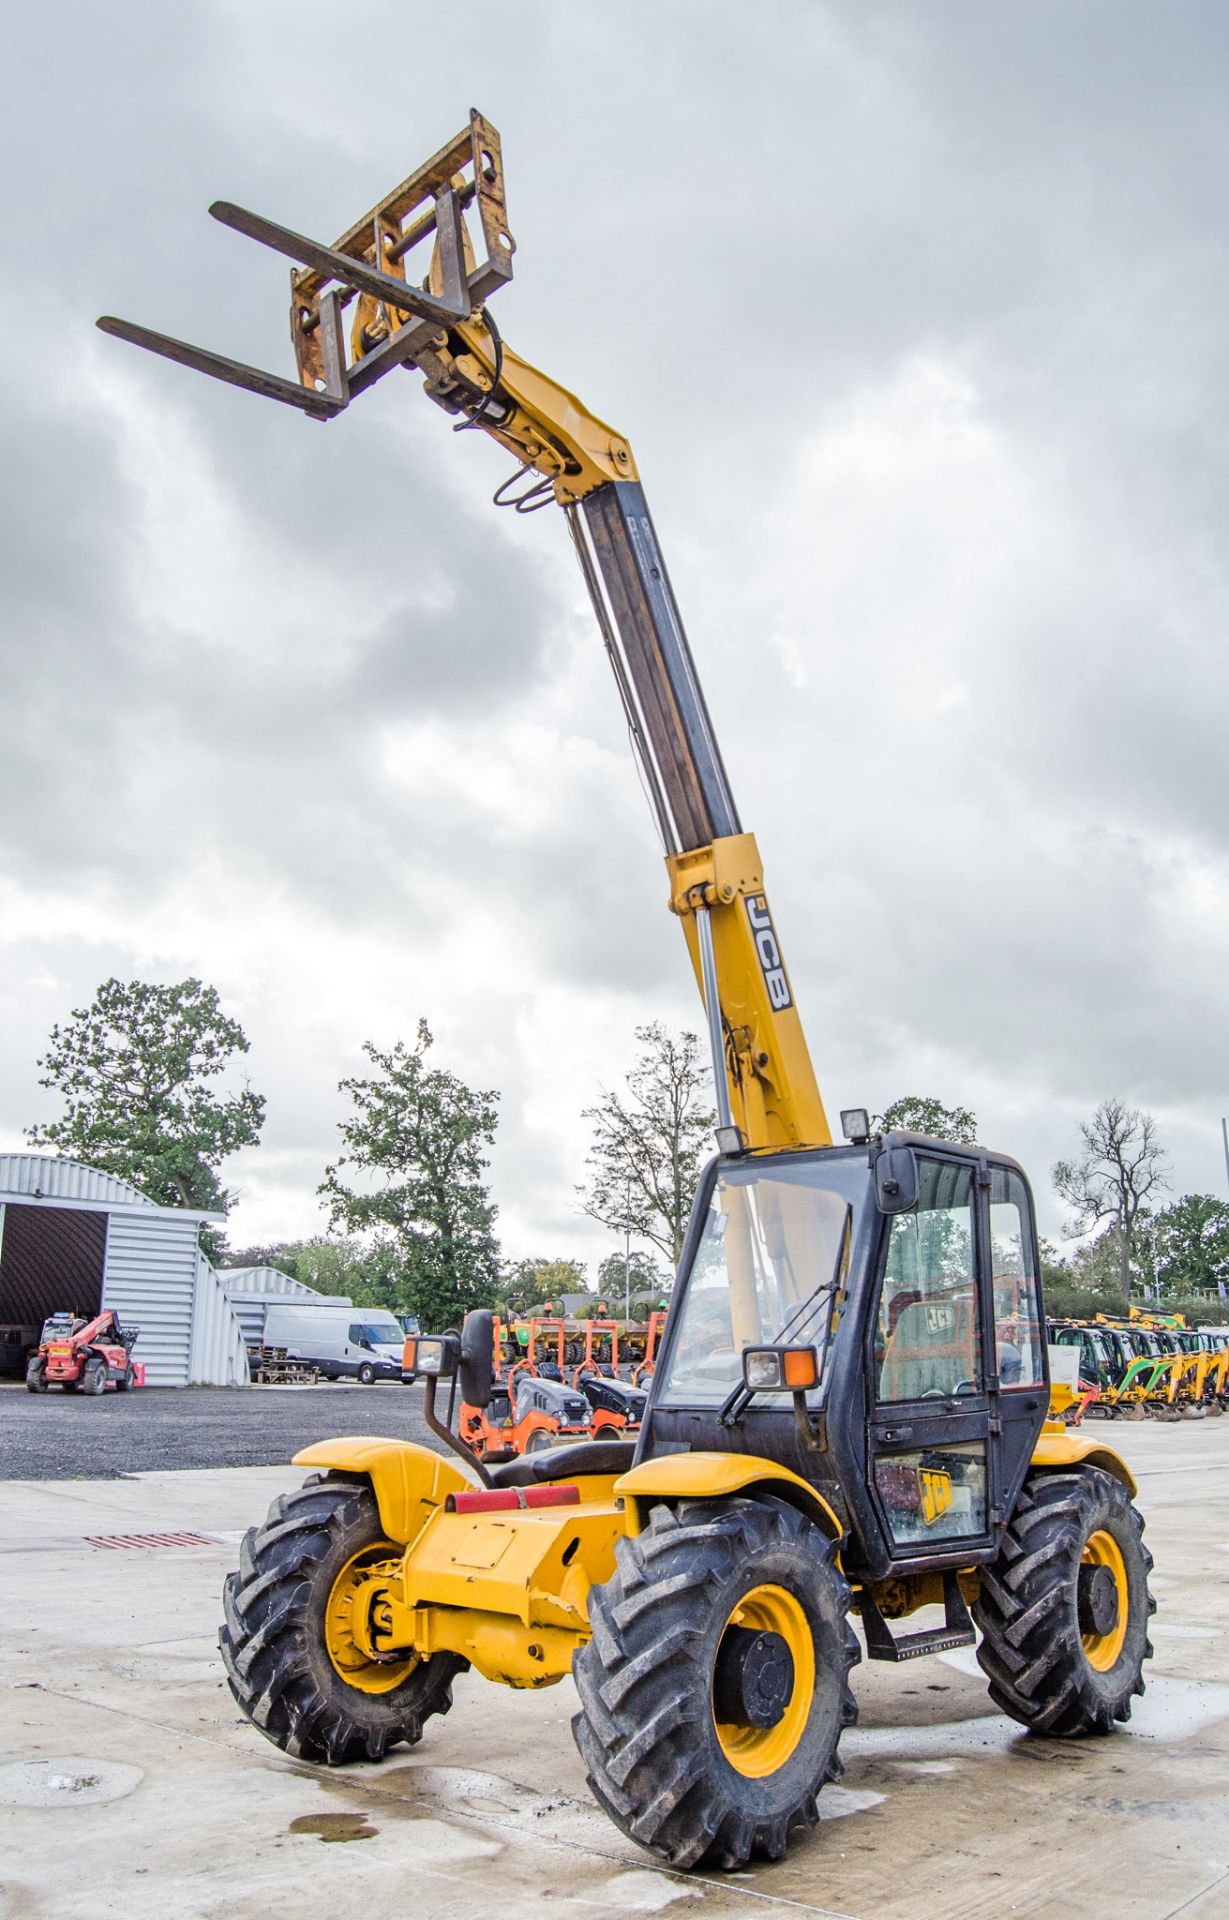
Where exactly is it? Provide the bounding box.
[637,1131,1050,1584]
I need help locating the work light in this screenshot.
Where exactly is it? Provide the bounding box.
[741,1345,820,1394]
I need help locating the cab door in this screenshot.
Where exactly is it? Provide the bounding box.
[866,1155,994,1564]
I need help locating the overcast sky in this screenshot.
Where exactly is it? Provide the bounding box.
[3,2,1227,1268]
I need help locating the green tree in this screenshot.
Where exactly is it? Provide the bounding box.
[1053,1099,1168,1309]
[27,978,264,1246]
[1148,1194,1229,1299]
[596,1248,669,1313]
[499,1257,588,1316]
[874,1096,977,1143]
[320,1020,501,1332]
[578,1023,715,1267]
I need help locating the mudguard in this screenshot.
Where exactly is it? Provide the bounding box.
[1030,1431,1137,1495]
[293,1436,473,1544]
[615,1450,842,1539]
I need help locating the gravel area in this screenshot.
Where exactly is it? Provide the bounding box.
[0,1381,434,1479]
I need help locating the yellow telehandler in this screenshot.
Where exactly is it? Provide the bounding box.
[99,113,1155,1872]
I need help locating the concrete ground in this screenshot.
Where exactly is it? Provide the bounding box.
[1,1420,1227,1920]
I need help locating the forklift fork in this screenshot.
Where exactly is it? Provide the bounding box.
[97,110,513,421]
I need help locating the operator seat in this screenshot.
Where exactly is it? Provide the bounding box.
[488,1438,636,1488]
[881,1295,977,1400]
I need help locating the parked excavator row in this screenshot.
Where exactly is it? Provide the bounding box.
[101,111,1158,1875]
[1049,1311,1229,1419]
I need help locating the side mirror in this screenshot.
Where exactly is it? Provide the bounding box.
[458,1308,496,1409]
[874,1143,919,1214]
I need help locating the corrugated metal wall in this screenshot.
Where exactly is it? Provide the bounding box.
[221,1268,349,1350]
[189,1255,249,1386]
[102,1212,201,1387]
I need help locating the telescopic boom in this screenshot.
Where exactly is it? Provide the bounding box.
[97,111,830,1154]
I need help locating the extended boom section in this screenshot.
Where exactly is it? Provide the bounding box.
[97,109,829,1152]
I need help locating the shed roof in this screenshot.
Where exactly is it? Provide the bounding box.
[0,1153,225,1222]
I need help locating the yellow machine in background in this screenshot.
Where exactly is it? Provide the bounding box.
[102,114,1156,1874]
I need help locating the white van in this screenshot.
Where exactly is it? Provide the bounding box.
[260,1303,407,1383]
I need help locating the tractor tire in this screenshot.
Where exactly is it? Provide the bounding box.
[973,1467,1154,1736]
[356,1363,376,1386]
[83,1357,107,1396]
[26,1358,47,1393]
[572,1496,858,1871]
[115,1363,134,1392]
[220,1473,465,1766]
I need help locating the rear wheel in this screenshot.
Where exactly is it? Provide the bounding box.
[220,1474,464,1764]
[25,1358,47,1393]
[973,1467,1154,1735]
[83,1357,106,1396]
[572,1497,858,1870]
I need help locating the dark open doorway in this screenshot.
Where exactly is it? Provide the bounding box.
[0,1205,107,1374]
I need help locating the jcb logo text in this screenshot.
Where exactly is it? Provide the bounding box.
[746,896,793,1011]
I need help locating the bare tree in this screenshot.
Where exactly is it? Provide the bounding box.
[1052,1099,1169,1308]
[578,1024,716,1267]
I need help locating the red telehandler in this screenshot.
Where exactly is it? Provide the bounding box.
[26,1310,142,1395]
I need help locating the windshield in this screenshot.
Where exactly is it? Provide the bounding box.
[655,1156,868,1409]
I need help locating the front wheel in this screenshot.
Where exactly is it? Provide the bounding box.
[220,1474,464,1765]
[974,1467,1154,1735]
[356,1363,375,1386]
[115,1363,134,1392]
[572,1497,858,1870]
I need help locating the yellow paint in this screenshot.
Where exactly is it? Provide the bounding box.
[668,835,830,1152]
[714,1584,815,1779]
[401,1498,624,1633]
[441,316,637,505]
[918,1468,953,1526]
[616,1452,842,1541]
[323,1543,418,1694]
[292,1437,472,1544]
[1081,1528,1129,1672]
[398,1604,583,1688]
[1030,1432,1137,1496]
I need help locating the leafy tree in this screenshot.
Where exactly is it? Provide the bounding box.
[596,1248,670,1313]
[874,1096,977,1143]
[320,1020,501,1332]
[1147,1194,1229,1300]
[27,978,264,1250]
[578,1023,715,1267]
[499,1257,588,1316]
[1053,1099,1169,1309]
[223,1243,297,1276]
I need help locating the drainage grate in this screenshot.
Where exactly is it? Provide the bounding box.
[84,1531,221,1550]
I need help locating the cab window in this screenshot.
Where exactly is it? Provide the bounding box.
[988,1167,1044,1389]
[876,1159,980,1403]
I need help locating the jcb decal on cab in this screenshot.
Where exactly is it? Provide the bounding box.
[746,896,793,1011]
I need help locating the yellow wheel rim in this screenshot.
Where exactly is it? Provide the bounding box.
[713,1584,814,1779]
[323,1545,417,1695]
[1081,1529,1128,1672]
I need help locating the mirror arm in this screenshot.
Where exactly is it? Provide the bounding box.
[422,1374,492,1487]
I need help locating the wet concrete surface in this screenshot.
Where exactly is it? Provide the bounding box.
[0,1421,1226,1918]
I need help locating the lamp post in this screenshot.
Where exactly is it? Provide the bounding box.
[624,1176,632,1322]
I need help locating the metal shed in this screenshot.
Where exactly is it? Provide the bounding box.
[0,1154,248,1387]
[221,1266,351,1352]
